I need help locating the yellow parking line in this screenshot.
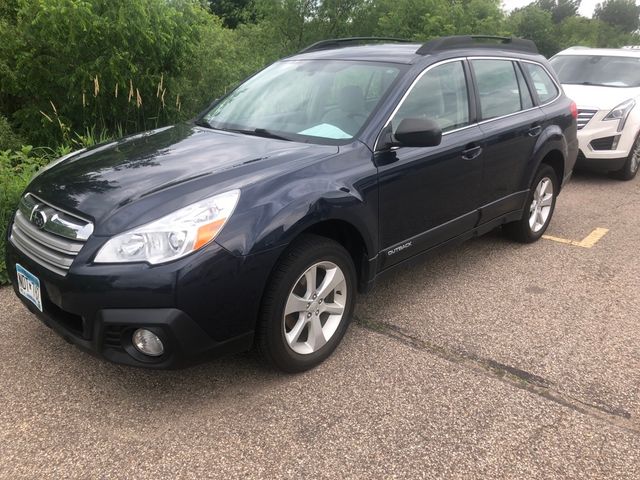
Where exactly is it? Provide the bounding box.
[542,227,609,249]
[578,228,610,248]
[541,234,580,246]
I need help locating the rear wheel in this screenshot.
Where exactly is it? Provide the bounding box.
[504,164,558,243]
[257,235,356,372]
[612,133,640,181]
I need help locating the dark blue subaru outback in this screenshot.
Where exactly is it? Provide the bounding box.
[6,36,578,371]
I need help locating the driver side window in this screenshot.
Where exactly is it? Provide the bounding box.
[392,61,470,135]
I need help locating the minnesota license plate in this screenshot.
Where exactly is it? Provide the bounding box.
[16,264,43,312]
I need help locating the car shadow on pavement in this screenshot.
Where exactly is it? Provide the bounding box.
[569,168,625,185]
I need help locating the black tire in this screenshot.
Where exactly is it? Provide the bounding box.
[612,134,640,181]
[257,234,357,372]
[504,164,558,243]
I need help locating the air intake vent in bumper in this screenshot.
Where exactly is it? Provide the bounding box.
[590,136,617,151]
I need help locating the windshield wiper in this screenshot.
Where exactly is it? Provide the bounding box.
[226,128,293,142]
[197,123,293,141]
[254,128,293,141]
[194,118,214,129]
[564,81,609,87]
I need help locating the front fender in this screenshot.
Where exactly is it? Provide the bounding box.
[215,145,378,258]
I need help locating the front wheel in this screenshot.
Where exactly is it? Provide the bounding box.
[612,133,640,181]
[504,164,558,243]
[257,235,357,372]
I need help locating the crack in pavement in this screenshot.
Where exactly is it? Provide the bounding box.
[354,314,638,434]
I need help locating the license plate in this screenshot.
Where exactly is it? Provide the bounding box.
[16,264,43,312]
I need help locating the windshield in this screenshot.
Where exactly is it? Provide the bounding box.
[202,60,402,143]
[550,55,640,88]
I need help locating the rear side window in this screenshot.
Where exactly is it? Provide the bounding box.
[471,59,522,120]
[522,63,559,104]
[515,63,534,110]
[392,61,470,133]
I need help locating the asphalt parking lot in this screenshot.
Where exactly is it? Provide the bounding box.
[1,171,639,479]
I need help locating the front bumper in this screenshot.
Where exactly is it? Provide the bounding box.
[577,109,636,169]
[5,223,281,368]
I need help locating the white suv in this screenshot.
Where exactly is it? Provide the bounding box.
[550,47,640,180]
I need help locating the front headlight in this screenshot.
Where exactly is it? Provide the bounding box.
[603,99,636,131]
[94,189,240,264]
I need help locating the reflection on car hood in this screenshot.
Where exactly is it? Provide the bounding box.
[562,84,640,110]
[28,123,338,225]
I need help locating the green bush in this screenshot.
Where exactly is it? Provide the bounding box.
[0,114,23,151]
[0,0,218,146]
[0,147,49,284]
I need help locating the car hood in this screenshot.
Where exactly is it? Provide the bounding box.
[28,123,338,232]
[561,84,640,110]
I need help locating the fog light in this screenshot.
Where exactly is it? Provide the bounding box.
[132,329,164,356]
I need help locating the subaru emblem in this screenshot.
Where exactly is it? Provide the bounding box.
[30,207,47,230]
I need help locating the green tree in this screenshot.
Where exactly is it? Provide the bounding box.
[594,0,640,33]
[315,0,369,37]
[373,0,506,40]
[507,5,559,56]
[209,0,256,28]
[253,0,320,51]
[556,14,639,49]
[536,0,581,24]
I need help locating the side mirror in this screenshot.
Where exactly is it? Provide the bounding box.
[394,118,442,148]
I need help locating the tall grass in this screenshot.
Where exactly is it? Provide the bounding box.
[39,74,180,149]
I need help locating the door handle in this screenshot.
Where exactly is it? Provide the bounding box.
[462,145,482,160]
[528,125,542,137]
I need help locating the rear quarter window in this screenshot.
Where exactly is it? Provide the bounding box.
[522,63,559,104]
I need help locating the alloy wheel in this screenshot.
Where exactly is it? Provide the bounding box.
[283,261,347,355]
[529,177,554,233]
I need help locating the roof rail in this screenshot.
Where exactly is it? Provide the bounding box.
[299,37,412,54]
[417,35,538,55]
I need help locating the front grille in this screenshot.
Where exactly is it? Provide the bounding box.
[590,136,617,151]
[577,109,597,130]
[9,194,93,276]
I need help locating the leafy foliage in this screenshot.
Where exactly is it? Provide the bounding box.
[536,0,581,24]
[0,0,212,145]
[507,5,560,57]
[0,147,49,284]
[209,0,256,28]
[594,0,640,33]
[0,114,23,150]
